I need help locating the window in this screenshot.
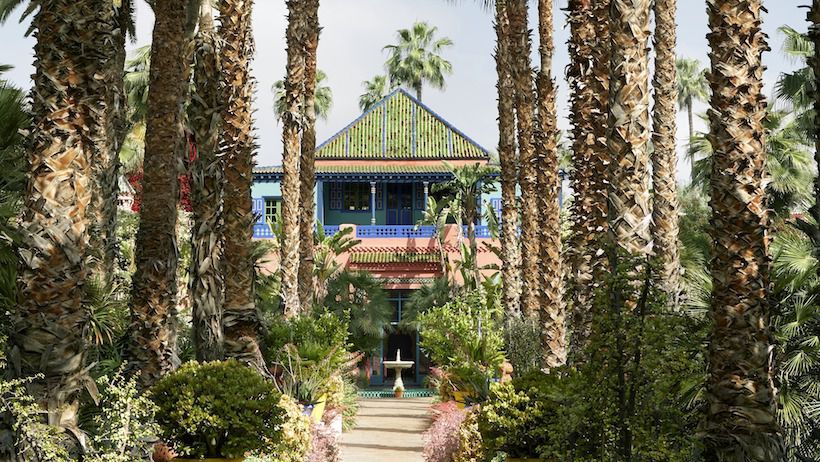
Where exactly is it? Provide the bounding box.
[343,183,371,211]
[264,198,281,224]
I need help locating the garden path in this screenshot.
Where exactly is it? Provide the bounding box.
[340,397,432,462]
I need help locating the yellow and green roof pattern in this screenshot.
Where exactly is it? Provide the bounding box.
[315,89,490,160]
[350,252,441,265]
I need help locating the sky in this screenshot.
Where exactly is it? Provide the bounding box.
[0,0,807,182]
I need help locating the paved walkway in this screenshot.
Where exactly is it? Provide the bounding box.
[340,398,432,462]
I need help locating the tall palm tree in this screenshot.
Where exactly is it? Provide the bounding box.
[272,69,332,123]
[384,22,453,101]
[297,0,320,311]
[10,0,118,432]
[534,0,564,368]
[220,0,266,371]
[565,0,610,362]
[0,0,134,284]
[606,1,653,457]
[128,0,194,388]
[280,0,307,317]
[775,26,814,140]
[651,0,681,305]
[494,0,521,317]
[676,57,708,180]
[507,0,539,319]
[702,0,785,458]
[189,1,224,362]
[359,75,393,112]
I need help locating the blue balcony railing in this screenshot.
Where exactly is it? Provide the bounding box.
[356,225,436,238]
[463,225,492,238]
[322,225,341,237]
[254,223,274,239]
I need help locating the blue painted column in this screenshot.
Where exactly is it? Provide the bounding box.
[370,181,377,225]
[251,197,266,238]
[316,180,324,225]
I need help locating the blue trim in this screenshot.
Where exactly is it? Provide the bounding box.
[356,225,436,238]
[316,180,325,224]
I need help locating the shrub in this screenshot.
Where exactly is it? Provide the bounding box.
[503,315,541,377]
[248,394,312,462]
[307,423,340,462]
[323,376,359,432]
[86,371,158,462]
[453,410,486,462]
[266,310,351,376]
[150,360,284,459]
[423,401,466,462]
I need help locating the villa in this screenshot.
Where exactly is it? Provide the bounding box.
[251,89,504,387]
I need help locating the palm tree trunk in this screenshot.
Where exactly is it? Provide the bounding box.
[495,0,521,317]
[702,0,785,458]
[507,0,539,319]
[466,205,480,289]
[190,3,224,362]
[535,0,565,368]
[129,0,191,388]
[88,0,130,283]
[12,0,118,435]
[687,101,695,180]
[219,0,267,372]
[650,0,682,306]
[566,0,610,362]
[607,2,653,457]
[281,0,306,318]
[298,0,320,311]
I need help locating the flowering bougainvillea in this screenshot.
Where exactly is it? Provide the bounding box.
[423,401,467,462]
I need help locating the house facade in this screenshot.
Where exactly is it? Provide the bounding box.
[252,89,503,386]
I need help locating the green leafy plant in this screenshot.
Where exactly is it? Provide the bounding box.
[246,394,311,462]
[150,360,284,459]
[323,271,392,352]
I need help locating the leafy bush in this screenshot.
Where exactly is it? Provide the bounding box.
[323,376,359,432]
[503,315,541,377]
[323,271,392,352]
[418,292,505,399]
[247,394,312,462]
[423,401,467,462]
[266,310,351,374]
[453,409,487,462]
[150,360,284,459]
[86,371,158,462]
[477,374,561,459]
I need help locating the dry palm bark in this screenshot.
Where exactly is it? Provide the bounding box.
[565,0,610,361]
[87,1,130,282]
[701,0,785,458]
[281,0,307,317]
[507,0,539,318]
[219,0,266,372]
[607,0,652,281]
[298,0,320,310]
[535,0,565,368]
[128,0,191,387]
[494,0,521,317]
[12,0,117,434]
[190,3,225,362]
[650,0,682,307]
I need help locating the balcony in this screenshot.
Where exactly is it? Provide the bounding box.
[253,223,492,240]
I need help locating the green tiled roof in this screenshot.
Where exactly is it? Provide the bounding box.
[350,252,441,264]
[254,164,453,175]
[315,89,489,160]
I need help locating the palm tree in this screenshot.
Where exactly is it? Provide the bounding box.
[359,75,393,112]
[219,0,267,372]
[272,69,332,123]
[534,0,564,368]
[676,57,708,179]
[9,0,116,431]
[506,0,539,319]
[775,26,814,140]
[383,22,453,101]
[297,0,321,311]
[123,45,152,127]
[494,0,521,317]
[189,1,224,362]
[565,0,610,362]
[434,162,498,289]
[0,1,134,284]
[651,0,681,305]
[280,0,307,317]
[701,0,785,458]
[128,0,194,388]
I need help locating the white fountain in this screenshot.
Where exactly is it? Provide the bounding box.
[383,349,414,392]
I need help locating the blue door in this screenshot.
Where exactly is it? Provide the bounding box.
[386,184,414,225]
